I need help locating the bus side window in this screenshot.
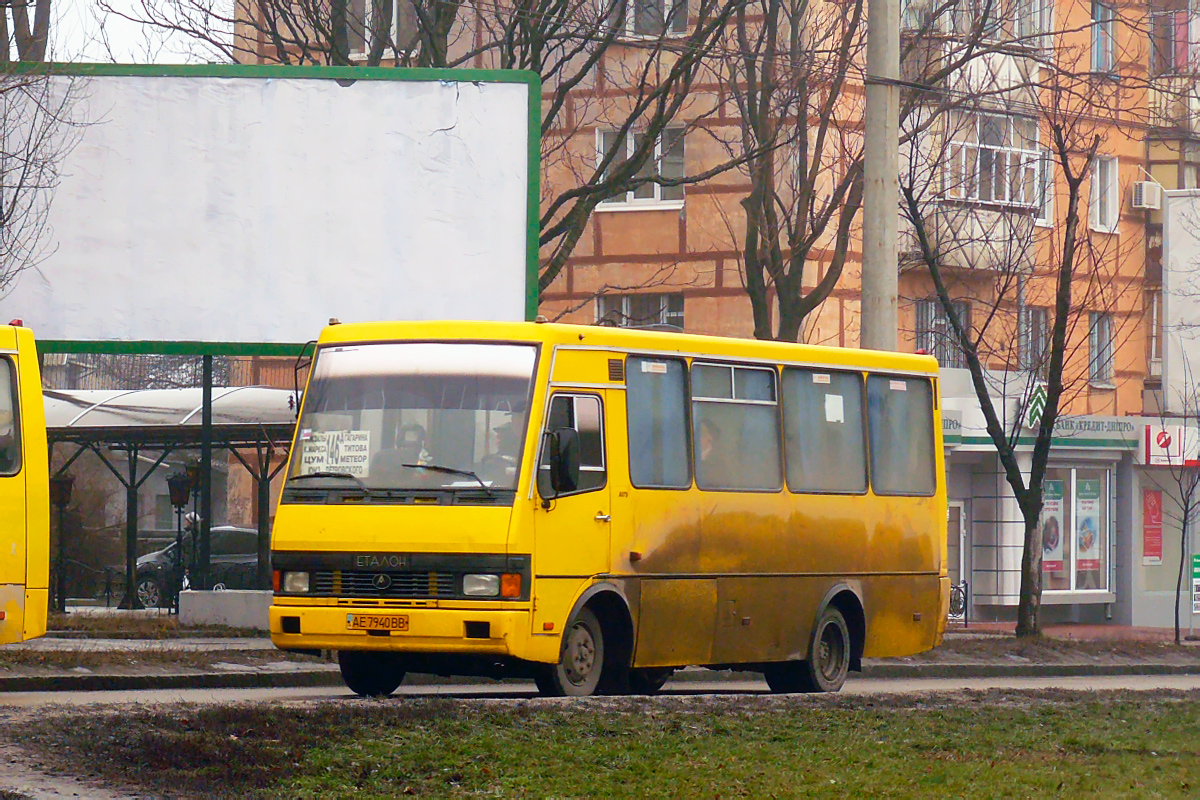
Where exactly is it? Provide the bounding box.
[866,375,936,496]
[626,356,691,488]
[0,359,19,476]
[538,394,606,498]
[691,363,782,491]
[781,368,867,494]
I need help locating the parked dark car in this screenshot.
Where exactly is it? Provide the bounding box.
[135,526,265,608]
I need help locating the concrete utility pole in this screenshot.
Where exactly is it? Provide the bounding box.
[861,0,900,352]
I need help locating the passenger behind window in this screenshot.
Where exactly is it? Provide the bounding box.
[696,418,725,488]
[371,423,431,484]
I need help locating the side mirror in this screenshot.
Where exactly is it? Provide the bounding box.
[540,427,580,506]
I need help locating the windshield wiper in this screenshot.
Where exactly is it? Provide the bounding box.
[288,472,373,495]
[402,463,494,497]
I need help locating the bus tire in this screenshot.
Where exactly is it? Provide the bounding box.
[338,650,405,697]
[764,606,851,694]
[628,668,673,696]
[538,607,605,697]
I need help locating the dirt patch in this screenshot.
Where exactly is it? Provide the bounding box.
[3,690,1198,798]
[47,612,264,640]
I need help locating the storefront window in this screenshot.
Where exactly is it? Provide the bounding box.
[1040,466,1110,593]
[1074,470,1107,590]
[1041,471,1070,591]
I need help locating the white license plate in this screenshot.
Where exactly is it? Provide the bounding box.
[346,613,409,632]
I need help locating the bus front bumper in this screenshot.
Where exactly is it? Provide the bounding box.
[268,603,538,657]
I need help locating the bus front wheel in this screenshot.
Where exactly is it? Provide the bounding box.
[537,607,605,697]
[764,606,851,694]
[338,650,405,697]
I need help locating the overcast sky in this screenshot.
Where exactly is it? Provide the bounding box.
[52,0,219,63]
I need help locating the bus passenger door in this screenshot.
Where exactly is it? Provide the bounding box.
[532,392,611,634]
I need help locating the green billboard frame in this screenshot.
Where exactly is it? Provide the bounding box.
[14,62,541,356]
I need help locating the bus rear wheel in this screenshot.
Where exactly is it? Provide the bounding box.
[338,650,405,697]
[537,607,605,697]
[764,606,851,694]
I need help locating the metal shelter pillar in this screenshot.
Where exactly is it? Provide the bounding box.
[198,355,213,589]
[86,443,174,609]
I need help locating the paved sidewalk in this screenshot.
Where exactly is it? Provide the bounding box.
[3,621,1198,694]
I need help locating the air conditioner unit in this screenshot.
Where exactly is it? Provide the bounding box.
[1132,181,1163,211]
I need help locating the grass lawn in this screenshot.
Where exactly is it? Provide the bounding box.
[8,690,1198,798]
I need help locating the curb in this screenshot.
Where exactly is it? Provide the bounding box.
[0,669,343,693]
[859,663,1200,679]
[4,663,1199,693]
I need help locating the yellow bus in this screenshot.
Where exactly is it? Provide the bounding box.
[1,323,50,644]
[270,321,948,696]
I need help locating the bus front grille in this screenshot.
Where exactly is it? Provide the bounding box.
[312,570,458,598]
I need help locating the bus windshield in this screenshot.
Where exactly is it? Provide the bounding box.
[289,342,537,492]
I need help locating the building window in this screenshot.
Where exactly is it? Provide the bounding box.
[1041,467,1110,593]
[944,112,1041,208]
[946,0,1052,44]
[599,128,685,205]
[1091,2,1116,73]
[915,298,970,369]
[1089,155,1118,232]
[1019,306,1049,376]
[1150,8,1192,75]
[347,0,416,56]
[1088,311,1113,384]
[606,0,688,36]
[1035,149,1054,225]
[597,293,684,329]
[1147,289,1163,377]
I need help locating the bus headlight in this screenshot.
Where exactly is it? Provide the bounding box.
[463,574,500,597]
[282,571,310,593]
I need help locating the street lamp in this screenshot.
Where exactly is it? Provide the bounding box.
[48,474,74,614]
[167,471,194,615]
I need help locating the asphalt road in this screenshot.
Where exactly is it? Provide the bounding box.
[3,673,1200,708]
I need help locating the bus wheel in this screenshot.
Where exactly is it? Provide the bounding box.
[338,651,405,697]
[628,668,673,696]
[764,606,851,694]
[539,607,605,697]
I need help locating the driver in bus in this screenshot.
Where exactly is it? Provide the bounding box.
[479,419,521,486]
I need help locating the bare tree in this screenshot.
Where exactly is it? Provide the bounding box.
[1147,379,1200,644]
[898,0,1149,635]
[716,0,1049,342]
[1,69,82,294]
[3,0,52,61]
[103,0,754,300]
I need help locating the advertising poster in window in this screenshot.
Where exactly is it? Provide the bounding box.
[1041,480,1065,572]
[298,430,371,478]
[1076,479,1102,571]
[1143,488,1163,566]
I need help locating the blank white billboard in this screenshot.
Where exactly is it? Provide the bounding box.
[1162,190,1200,414]
[0,66,538,352]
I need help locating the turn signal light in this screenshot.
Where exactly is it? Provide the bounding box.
[272,570,281,593]
[500,573,521,598]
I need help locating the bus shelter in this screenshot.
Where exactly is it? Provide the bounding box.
[43,387,296,608]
